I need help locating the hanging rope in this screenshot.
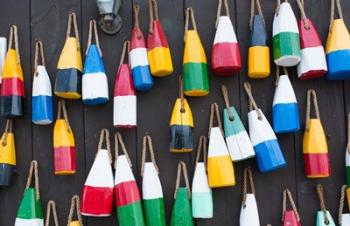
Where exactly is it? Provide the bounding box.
[97,128,112,163]
[195,135,207,169]
[275,66,289,86]
[67,195,83,226]
[244,82,262,120]
[330,0,343,29]
[119,40,130,68]
[86,19,102,56]
[57,99,72,133]
[296,0,309,29]
[34,41,45,76]
[66,12,80,49]
[179,75,186,113]
[8,25,20,63]
[208,102,224,137]
[141,135,159,176]
[282,188,300,222]
[347,113,350,153]
[115,132,132,167]
[1,119,13,146]
[174,161,191,198]
[250,0,265,30]
[242,167,256,207]
[305,89,320,130]
[148,0,159,34]
[45,200,59,226]
[339,185,347,225]
[133,4,142,39]
[317,184,329,225]
[216,0,230,27]
[25,160,40,200]
[184,7,197,41]
[221,85,234,121]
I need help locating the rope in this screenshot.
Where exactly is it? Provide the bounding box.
[250,0,265,30]
[330,0,343,29]
[282,188,300,222]
[67,195,83,226]
[179,75,185,113]
[141,135,159,177]
[133,4,142,39]
[208,102,224,137]
[339,185,347,226]
[244,82,262,120]
[25,160,40,200]
[317,184,329,225]
[148,0,159,34]
[1,119,13,146]
[66,12,80,49]
[34,41,45,76]
[221,85,234,121]
[296,0,310,29]
[86,19,102,56]
[115,132,132,167]
[184,7,197,41]
[216,0,230,27]
[242,167,256,207]
[347,113,350,153]
[8,25,20,63]
[45,200,59,226]
[57,99,72,132]
[195,136,207,169]
[174,161,191,199]
[275,66,289,86]
[119,40,130,68]
[97,128,112,163]
[305,89,320,130]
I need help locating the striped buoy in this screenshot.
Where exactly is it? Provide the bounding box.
[114,133,145,226]
[55,12,83,99]
[130,4,153,91]
[316,184,336,226]
[339,185,350,226]
[296,0,327,79]
[141,135,166,226]
[272,67,300,133]
[114,40,137,129]
[303,90,330,178]
[183,8,209,96]
[240,168,260,226]
[45,200,59,226]
[170,161,193,226]
[221,85,255,162]
[82,20,109,105]
[147,0,173,77]
[67,196,83,226]
[211,0,241,76]
[248,0,270,78]
[273,0,301,67]
[326,0,350,80]
[0,120,15,186]
[207,103,235,188]
[244,82,286,173]
[32,41,53,125]
[192,136,213,219]
[53,100,76,175]
[282,189,301,226]
[1,25,24,117]
[0,37,7,84]
[15,160,44,226]
[80,129,114,217]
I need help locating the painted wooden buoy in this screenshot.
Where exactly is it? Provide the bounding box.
[273,0,301,67]
[67,195,83,226]
[0,37,7,84]
[45,200,59,226]
[32,41,53,125]
[244,82,286,172]
[248,0,270,78]
[326,0,350,80]
[170,77,194,153]
[272,67,300,133]
[339,185,350,226]
[15,160,44,226]
[53,100,76,175]
[207,102,235,188]
[114,40,137,129]
[346,114,350,188]
[147,0,173,77]
[130,4,153,91]
[55,12,83,99]
[82,20,109,105]
[183,8,209,96]
[141,135,166,226]
[296,0,327,79]
[221,85,255,162]
[282,189,301,226]
[0,120,15,187]
[211,0,241,76]
[1,25,24,118]
[316,184,336,226]
[303,90,331,178]
[240,168,260,226]
[80,129,113,217]
[191,136,213,219]
[170,161,193,226]
[114,132,145,226]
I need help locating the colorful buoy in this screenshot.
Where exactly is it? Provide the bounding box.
[273,0,301,67]
[346,114,350,187]
[1,25,24,118]
[339,185,350,226]
[0,37,7,84]
[32,41,53,125]
[114,40,137,129]
[67,195,83,226]
[183,8,209,96]
[53,100,76,175]
[221,85,255,162]
[248,0,270,78]
[80,129,114,217]
[282,189,301,226]
[316,184,336,226]
[55,12,83,99]
[82,19,109,105]
[303,90,331,178]
[244,82,286,173]
[0,120,15,187]
[272,67,300,133]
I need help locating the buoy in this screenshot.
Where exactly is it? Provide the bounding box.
[303,89,331,178]
[296,0,327,79]
[347,188,350,210]
[114,40,137,129]
[346,114,350,187]
[211,0,241,76]
[316,184,336,226]
[207,102,235,188]
[282,189,301,226]
[55,12,83,99]
[170,76,194,153]
[67,195,83,226]
[170,161,193,226]
[15,160,44,226]
[183,8,209,96]
[0,120,15,187]
[272,67,300,133]
[0,37,7,84]
[221,85,255,161]
[326,0,350,80]
[130,4,153,91]
[32,41,53,125]
[141,135,166,226]
[45,200,59,226]
[147,0,173,77]
[82,19,109,105]
[273,0,301,67]
[53,100,76,175]
[192,136,213,219]
[80,129,114,217]
[248,0,270,78]
[1,25,24,117]
[114,132,145,226]
[339,185,350,226]
[244,82,286,173]
[240,168,260,226]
